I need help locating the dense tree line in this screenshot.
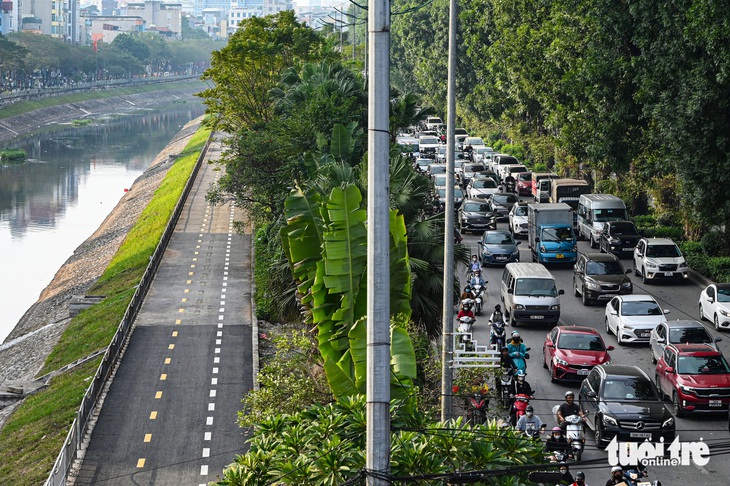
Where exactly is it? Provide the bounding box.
[391,0,730,248]
[0,26,220,91]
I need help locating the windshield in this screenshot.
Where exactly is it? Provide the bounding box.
[514,278,558,297]
[465,164,486,172]
[602,378,659,401]
[417,159,431,167]
[454,189,464,198]
[420,137,439,145]
[438,147,447,154]
[477,147,493,154]
[497,156,519,165]
[463,202,491,213]
[484,232,514,245]
[718,286,730,303]
[586,260,624,275]
[473,179,498,189]
[518,173,532,182]
[646,244,681,258]
[620,300,663,316]
[677,355,730,374]
[466,137,484,145]
[592,208,629,222]
[429,165,446,174]
[433,175,446,185]
[510,167,528,174]
[514,206,527,217]
[428,118,443,124]
[558,333,605,351]
[669,328,712,344]
[610,222,638,236]
[541,227,575,242]
[492,194,518,205]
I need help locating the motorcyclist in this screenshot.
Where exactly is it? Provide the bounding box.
[515,405,545,438]
[470,270,486,288]
[461,284,474,301]
[556,390,586,433]
[558,463,574,486]
[457,300,475,320]
[488,304,505,325]
[496,347,516,397]
[507,331,528,372]
[470,255,481,273]
[509,370,534,398]
[571,471,588,486]
[503,172,516,191]
[605,466,624,486]
[545,426,572,457]
[464,144,474,160]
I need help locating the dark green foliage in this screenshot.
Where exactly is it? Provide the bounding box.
[701,230,729,257]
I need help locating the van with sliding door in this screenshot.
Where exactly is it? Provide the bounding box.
[576,194,629,249]
[500,262,564,326]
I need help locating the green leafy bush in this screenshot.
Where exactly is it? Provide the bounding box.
[701,230,729,257]
[641,226,684,241]
[253,226,276,320]
[707,258,730,282]
[680,241,703,257]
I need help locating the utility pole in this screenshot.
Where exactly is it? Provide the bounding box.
[440,0,458,423]
[366,0,390,484]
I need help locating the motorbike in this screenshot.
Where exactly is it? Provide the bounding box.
[622,469,662,486]
[490,319,507,349]
[471,282,485,315]
[551,406,587,462]
[466,389,489,425]
[510,393,531,426]
[523,421,543,441]
[501,178,516,193]
[498,370,514,409]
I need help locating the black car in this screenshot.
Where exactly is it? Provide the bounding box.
[599,220,641,256]
[488,193,519,222]
[572,252,632,306]
[580,364,675,448]
[459,163,488,187]
[458,199,498,234]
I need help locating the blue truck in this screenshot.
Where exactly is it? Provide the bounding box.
[527,203,577,264]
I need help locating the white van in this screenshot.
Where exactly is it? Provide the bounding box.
[576,194,629,248]
[500,262,564,326]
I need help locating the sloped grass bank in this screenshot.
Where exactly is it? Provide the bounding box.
[0,125,211,485]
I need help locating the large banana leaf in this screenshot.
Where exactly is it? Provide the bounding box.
[389,210,412,319]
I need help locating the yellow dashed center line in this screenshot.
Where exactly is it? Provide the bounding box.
[186,280,192,284]
[168,344,175,350]
[172,331,178,337]
[150,411,158,420]
[164,358,171,364]
[155,391,163,399]
[181,298,187,303]
[137,458,146,468]
[184,289,189,293]
[160,374,167,381]
[189,272,194,276]
[176,319,182,324]
[178,309,184,313]
[144,434,152,443]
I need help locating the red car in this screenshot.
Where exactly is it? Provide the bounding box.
[543,326,613,383]
[655,343,730,416]
[516,172,533,196]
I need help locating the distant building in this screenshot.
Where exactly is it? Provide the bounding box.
[88,14,143,43]
[1,0,13,34]
[16,0,81,42]
[125,1,182,38]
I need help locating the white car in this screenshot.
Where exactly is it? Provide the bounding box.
[466,178,500,199]
[474,146,494,162]
[649,319,721,363]
[633,237,689,284]
[604,294,669,345]
[699,283,730,331]
[509,202,528,238]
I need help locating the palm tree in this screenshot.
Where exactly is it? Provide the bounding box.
[389,91,436,143]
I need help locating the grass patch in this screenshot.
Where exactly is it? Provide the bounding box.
[71,119,92,126]
[0,80,205,120]
[0,124,211,483]
[0,148,27,163]
[0,358,101,485]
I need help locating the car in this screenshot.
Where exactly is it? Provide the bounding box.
[650,320,721,364]
[474,146,495,162]
[436,186,465,210]
[699,283,730,331]
[655,344,730,416]
[599,220,641,256]
[435,146,447,162]
[509,202,529,238]
[580,364,675,447]
[516,172,533,196]
[426,163,447,176]
[572,252,632,306]
[466,177,500,199]
[459,162,488,187]
[633,237,689,284]
[432,173,448,189]
[425,117,444,131]
[604,294,669,345]
[477,230,520,265]
[418,135,441,157]
[458,199,498,234]
[543,326,614,383]
[488,192,519,222]
[414,158,431,173]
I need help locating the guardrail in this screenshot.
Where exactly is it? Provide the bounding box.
[44,130,213,486]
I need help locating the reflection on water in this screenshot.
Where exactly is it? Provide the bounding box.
[0,104,205,342]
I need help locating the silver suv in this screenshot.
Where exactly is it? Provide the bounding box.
[633,237,689,284]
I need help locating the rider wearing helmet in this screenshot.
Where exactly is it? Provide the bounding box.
[605,466,624,486]
[572,471,587,486]
[489,304,504,325]
[461,284,474,301]
[507,331,528,372]
[556,390,586,433]
[514,404,546,436]
[558,463,574,486]
[545,426,571,454]
[509,369,535,398]
[470,255,480,273]
[457,300,475,320]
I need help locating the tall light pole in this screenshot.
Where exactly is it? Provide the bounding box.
[440,0,458,423]
[366,0,390,483]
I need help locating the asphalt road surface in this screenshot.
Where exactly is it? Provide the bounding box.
[74,139,253,485]
[457,202,730,485]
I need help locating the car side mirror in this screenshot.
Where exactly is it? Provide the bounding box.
[636,251,643,256]
[709,297,715,304]
[516,241,521,245]
[657,338,666,344]
[610,310,618,316]
[558,289,565,295]
[535,236,540,242]
[508,288,514,295]
[607,345,615,351]
[716,337,723,343]
[625,268,632,274]
[546,343,554,348]
[586,391,597,398]
[663,309,670,315]
[665,367,675,374]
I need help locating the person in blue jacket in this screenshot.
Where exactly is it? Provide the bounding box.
[507,331,528,373]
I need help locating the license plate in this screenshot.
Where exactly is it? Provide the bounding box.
[623,248,633,251]
[496,256,507,260]
[630,432,651,438]
[577,369,590,375]
[710,400,722,407]
[556,254,564,259]
[664,272,673,276]
[640,332,651,338]
[531,315,545,320]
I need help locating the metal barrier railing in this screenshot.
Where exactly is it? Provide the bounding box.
[44,129,213,486]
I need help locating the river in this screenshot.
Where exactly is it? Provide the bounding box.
[0,103,205,342]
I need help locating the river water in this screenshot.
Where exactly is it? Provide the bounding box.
[0,103,205,342]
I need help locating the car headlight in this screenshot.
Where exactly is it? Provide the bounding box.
[572,244,578,252]
[540,245,546,252]
[678,384,696,394]
[621,282,632,289]
[603,415,618,427]
[585,281,600,290]
[679,261,688,269]
[662,417,675,428]
[515,304,525,310]
[645,261,658,269]
[512,249,519,256]
[621,324,634,331]
[720,309,730,317]
[609,237,621,244]
[554,356,569,367]
[550,304,560,310]
[483,249,491,256]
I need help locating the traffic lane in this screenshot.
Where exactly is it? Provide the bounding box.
[462,228,730,483]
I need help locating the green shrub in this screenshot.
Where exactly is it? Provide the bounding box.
[707,257,730,282]
[685,252,710,277]
[680,240,703,257]
[0,148,27,163]
[633,214,656,229]
[531,162,547,173]
[595,178,617,195]
[253,226,276,320]
[642,226,684,241]
[701,230,729,257]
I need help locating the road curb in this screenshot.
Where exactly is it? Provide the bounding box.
[689,268,714,288]
[250,230,259,391]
